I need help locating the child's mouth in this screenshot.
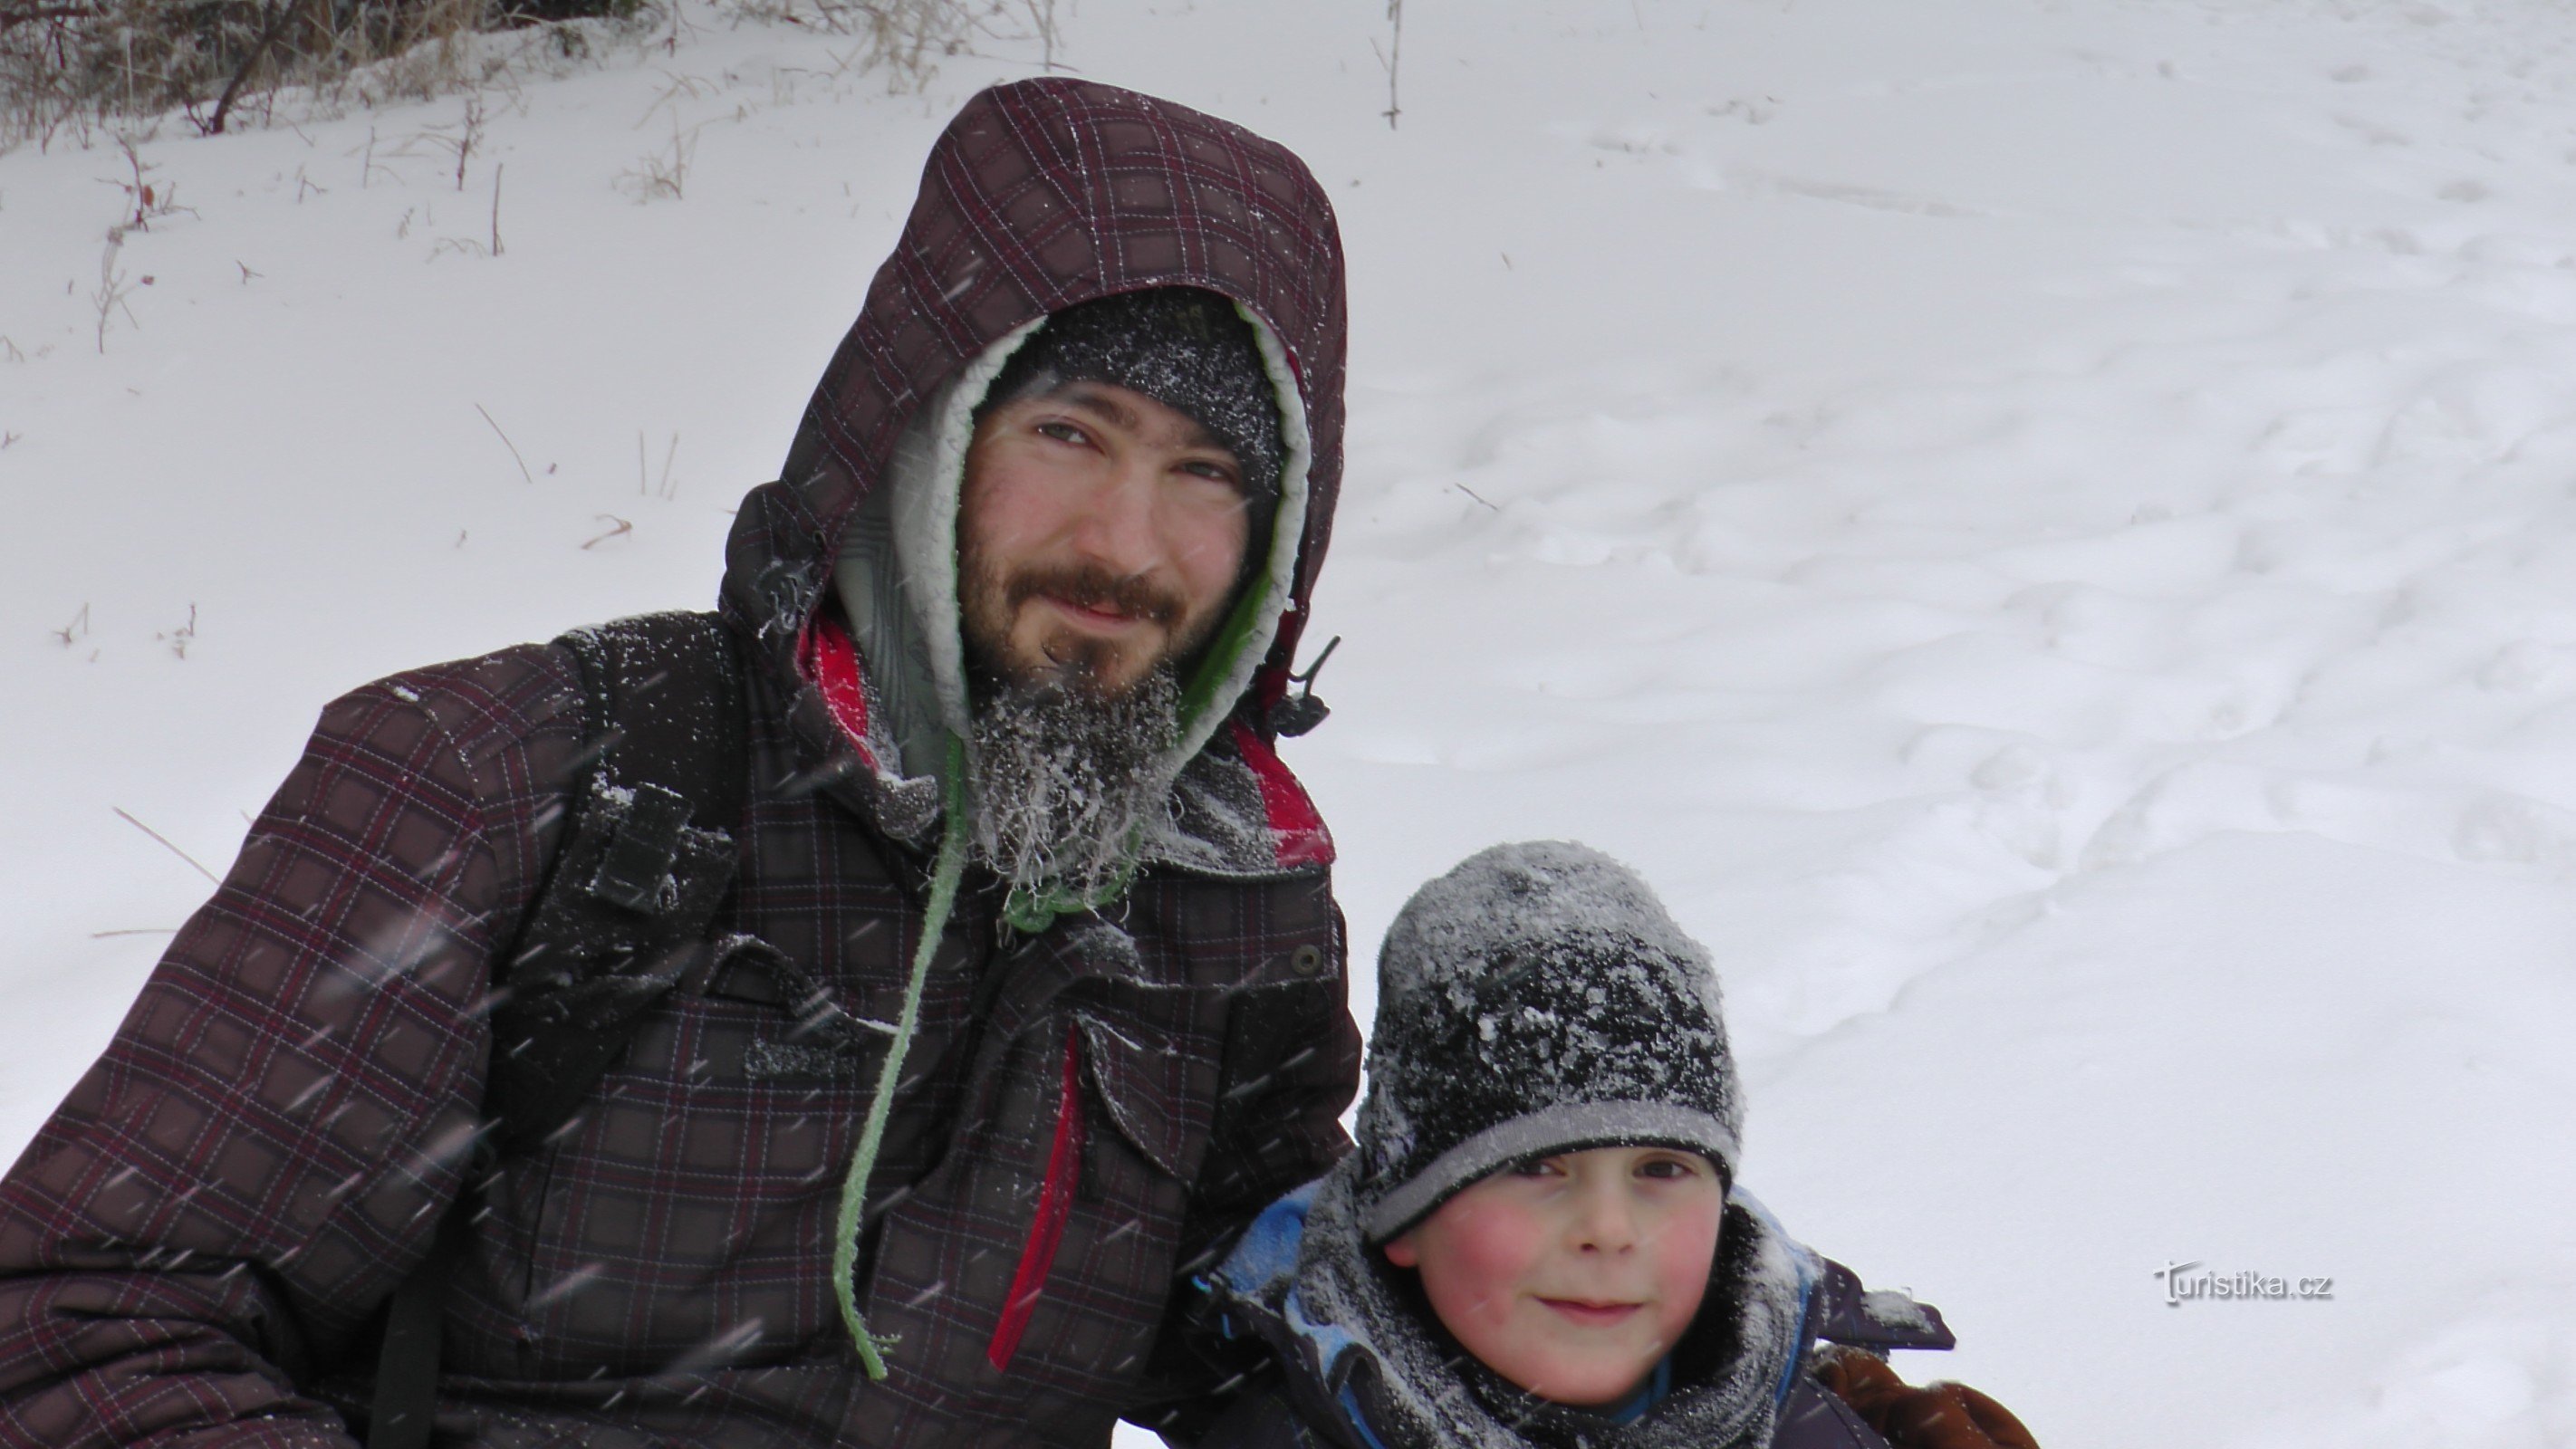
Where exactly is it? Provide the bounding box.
[1538,1298,1642,1327]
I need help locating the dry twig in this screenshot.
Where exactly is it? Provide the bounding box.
[91,231,138,353]
[204,0,295,134]
[158,602,197,658]
[112,806,221,885]
[1373,0,1403,130]
[475,403,533,484]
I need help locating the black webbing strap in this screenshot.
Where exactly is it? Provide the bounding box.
[557,611,752,838]
[364,1205,471,1449]
[365,612,748,1449]
[483,613,750,1157]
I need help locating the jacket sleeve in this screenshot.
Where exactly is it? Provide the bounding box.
[0,654,577,1447]
[1129,885,1363,1444]
[1191,889,1362,1262]
[1192,1381,1328,1449]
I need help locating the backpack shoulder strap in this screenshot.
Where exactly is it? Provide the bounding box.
[366,611,750,1449]
[485,610,750,1155]
[556,609,751,838]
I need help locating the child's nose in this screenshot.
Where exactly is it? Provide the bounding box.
[1570,1184,1640,1252]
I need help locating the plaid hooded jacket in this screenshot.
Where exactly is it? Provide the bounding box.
[0,80,1360,1448]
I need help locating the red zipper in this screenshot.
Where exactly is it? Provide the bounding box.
[987,1021,1085,1371]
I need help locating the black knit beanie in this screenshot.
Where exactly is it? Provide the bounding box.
[1353,841,1745,1244]
[977,287,1286,543]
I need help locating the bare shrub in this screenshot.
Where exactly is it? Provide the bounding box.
[612,112,689,197]
[718,0,1060,92]
[0,0,638,147]
[2,0,1060,150]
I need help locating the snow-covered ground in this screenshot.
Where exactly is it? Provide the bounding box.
[10,0,2576,1443]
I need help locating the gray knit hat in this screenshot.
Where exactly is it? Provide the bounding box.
[976,286,1285,523]
[1354,841,1745,1244]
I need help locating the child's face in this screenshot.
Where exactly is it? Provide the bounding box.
[1382,1146,1725,1407]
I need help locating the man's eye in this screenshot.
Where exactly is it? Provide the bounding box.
[1179,458,1240,485]
[1035,420,1089,446]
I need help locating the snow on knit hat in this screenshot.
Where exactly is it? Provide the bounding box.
[1354,841,1745,1244]
[976,286,1286,518]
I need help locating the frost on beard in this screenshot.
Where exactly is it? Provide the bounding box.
[966,666,1183,902]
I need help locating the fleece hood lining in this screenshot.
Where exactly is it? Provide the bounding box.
[880,299,1314,775]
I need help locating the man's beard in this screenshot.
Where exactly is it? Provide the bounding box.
[966,664,1183,905]
[956,552,1226,904]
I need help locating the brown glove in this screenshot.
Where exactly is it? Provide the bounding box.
[1812,1344,2040,1449]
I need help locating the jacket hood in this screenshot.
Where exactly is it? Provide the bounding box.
[719,79,1348,854]
[1206,1172,1955,1449]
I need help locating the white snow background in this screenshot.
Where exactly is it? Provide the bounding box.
[8,0,2576,1443]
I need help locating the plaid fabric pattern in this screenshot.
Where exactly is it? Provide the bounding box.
[767,76,1350,701]
[0,79,1359,1449]
[0,650,582,1448]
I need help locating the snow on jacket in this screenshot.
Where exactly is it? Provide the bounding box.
[1192,1175,1956,1449]
[0,79,1359,1449]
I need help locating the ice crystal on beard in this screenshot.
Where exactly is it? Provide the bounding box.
[966,667,1182,903]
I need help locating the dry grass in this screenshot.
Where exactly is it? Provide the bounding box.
[0,0,1053,152]
[612,109,696,199]
[0,0,643,149]
[719,0,1059,93]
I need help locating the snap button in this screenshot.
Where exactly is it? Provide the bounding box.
[1290,944,1325,977]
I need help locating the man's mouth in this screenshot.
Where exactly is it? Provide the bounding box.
[1036,591,1149,632]
[1537,1298,1644,1328]
[1008,565,1183,635]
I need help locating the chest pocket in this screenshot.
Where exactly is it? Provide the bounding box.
[1073,1006,1212,1185]
[502,945,880,1378]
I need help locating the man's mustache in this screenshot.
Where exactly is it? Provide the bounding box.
[1006,564,1185,629]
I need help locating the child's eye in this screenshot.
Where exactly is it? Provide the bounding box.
[1636,1155,1701,1181]
[1509,1156,1566,1178]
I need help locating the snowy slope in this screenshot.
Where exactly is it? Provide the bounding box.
[12,1,2576,1444]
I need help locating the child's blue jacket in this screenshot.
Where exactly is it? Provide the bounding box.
[1187,1175,1958,1449]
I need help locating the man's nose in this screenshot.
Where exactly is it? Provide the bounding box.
[1064,456,1163,578]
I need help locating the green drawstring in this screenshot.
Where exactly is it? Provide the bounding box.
[999,852,1138,936]
[832,733,970,1381]
[831,740,1151,1373]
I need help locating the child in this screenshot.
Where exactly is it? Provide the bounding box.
[1194,841,2035,1449]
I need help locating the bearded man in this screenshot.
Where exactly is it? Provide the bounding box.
[0,79,1358,1449]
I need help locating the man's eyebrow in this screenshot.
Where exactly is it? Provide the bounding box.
[1059,384,1230,456]
[1057,383,1143,435]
